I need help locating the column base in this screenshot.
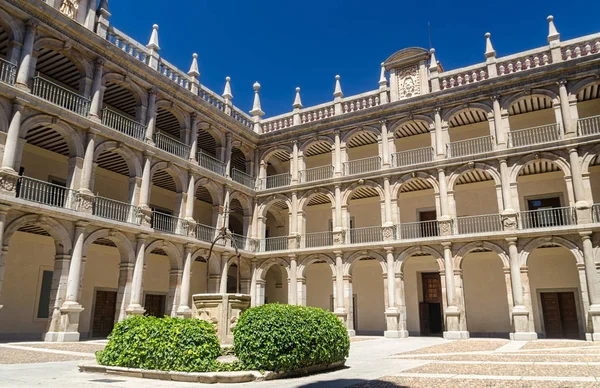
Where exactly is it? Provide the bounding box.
[510,332,538,341]
[44,331,81,342]
[384,330,409,338]
[443,331,470,340]
[347,329,356,337]
[126,304,146,316]
[176,306,192,318]
[0,168,19,196]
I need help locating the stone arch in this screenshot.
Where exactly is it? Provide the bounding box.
[342,180,385,205]
[223,255,251,283]
[193,177,223,206]
[345,251,387,276]
[82,228,135,264]
[3,214,72,256]
[568,76,600,98]
[190,247,219,263]
[197,121,225,150]
[297,254,336,278]
[581,143,600,175]
[33,36,92,80]
[519,236,584,267]
[229,191,252,216]
[0,9,24,44]
[447,162,501,191]
[501,89,560,111]
[260,145,293,164]
[101,72,148,109]
[453,241,509,269]
[145,239,183,270]
[298,187,335,210]
[509,151,571,182]
[299,136,334,155]
[391,172,439,198]
[19,114,85,158]
[395,245,444,273]
[389,115,434,135]
[256,257,290,281]
[258,194,292,218]
[93,140,142,178]
[150,161,187,193]
[155,100,188,129]
[442,103,493,125]
[341,125,381,145]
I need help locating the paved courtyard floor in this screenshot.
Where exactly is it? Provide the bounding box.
[2,337,600,387]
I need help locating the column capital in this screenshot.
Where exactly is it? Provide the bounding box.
[379,119,388,126]
[579,230,593,239]
[434,106,442,115]
[384,247,394,255]
[12,98,26,112]
[26,19,39,30]
[0,203,10,214]
[94,58,105,67]
[441,241,452,249]
[491,93,501,102]
[288,253,297,260]
[506,237,518,245]
[143,150,155,158]
[148,87,157,96]
[185,242,197,252]
[557,78,568,86]
[333,250,343,258]
[75,220,90,229]
[136,232,149,241]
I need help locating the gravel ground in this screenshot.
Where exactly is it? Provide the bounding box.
[404,363,600,377]
[398,339,510,355]
[18,342,105,353]
[521,349,600,355]
[351,377,600,387]
[396,354,600,362]
[0,347,94,364]
[522,341,600,350]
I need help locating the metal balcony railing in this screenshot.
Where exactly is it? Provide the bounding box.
[518,207,575,229]
[397,220,440,240]
[593,204,600,223]
[343,156,381,175]
[0,57,16,85]
[447,136,493,158]
[392,147,434,167]
[303,231,333,248]
[578,115,600,137]
[231,169,255,188]
[299,165,334,183]
[231,233,248,250]
[93,196,141,224]
[101,108,146,141]
[260,173,291,190]
[455,214,502,235]
[17,176,79,210]
[152,212,189,235]
[197,150,226,176]
[349,226,383,244]
[508,123,561,147]
[154,132,190,160]
[262,236,288,252]
[195,222,217,243]
[32,75,90,116]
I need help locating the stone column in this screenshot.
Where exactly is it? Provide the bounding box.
[333,184,344,244]
[438,168,453,236]
[126,234,148,315]
[288,255,298,305]
[138,152,153,226]
[380,120,390,168]
[189,114,198,162]
[394,271,409,336]
[250,259,257,307]
[384,248,404,337]
[569,147,592,223]
[291,139,299,184]
[176,244,194,318]
[558,79,575,137]
[78,129,97,213]
[289,191,299,249]
[334,130,342,176]
[88,59,104,121]
[184,173,196,221]
[499,159,518,230]
[0,204,10,310]
[44,254,71,342]
[15,20,38,90]
[434,108,445,158]
[581,232,600,340]
[507,238,537,340]
[492,94,507,147]
[333,250,348,327]
[116,262,135,322]
[224,132,233,177]
[144,88,157,143]
[442,242,468,339]
[0,99,25,195]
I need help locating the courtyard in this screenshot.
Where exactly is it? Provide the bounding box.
[3,337,600,387]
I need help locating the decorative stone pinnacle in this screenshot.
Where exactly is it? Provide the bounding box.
[97,0,109,13]
[379,62,387,86]
[147,24,160,51]
[484,32,496,58]
[250,81,264,117]
[222,76,233,100]
[429,48,438,71]
[293,87,303,109]
[188,53,199,77]
[547,15,560,42]
[333,75,343,98]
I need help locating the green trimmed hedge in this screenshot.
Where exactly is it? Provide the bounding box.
[233,304,350,371]
[96,315,221,372]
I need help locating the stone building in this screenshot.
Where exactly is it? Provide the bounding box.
[0,0,599,342]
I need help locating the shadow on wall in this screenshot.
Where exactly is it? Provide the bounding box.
[298,379,408,388]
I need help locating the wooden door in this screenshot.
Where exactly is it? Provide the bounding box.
[419,210,438,237]
[420,273,443,336]
[559,292,579,339]
[144,294,166,317]
[541,292,580,339]
[92,290,117,338]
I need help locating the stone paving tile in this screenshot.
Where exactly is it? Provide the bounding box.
[0,347,94,364]
[18,342,105,353]
[397,339,510,355]
[522,341,600,350]
[521,349,600,355]
[350,376,600,387]
[351,337,379,342]
[404,363,600,377]
[394,354,600,362]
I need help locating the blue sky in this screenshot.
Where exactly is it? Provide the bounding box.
[108,1,600,117]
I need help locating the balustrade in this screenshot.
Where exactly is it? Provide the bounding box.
[152,212,189,235]
[17,176,79,210]
[447,136,493,158]
[195,222,217,243]
[229,106,253,129]
[392,147,434,167]
[32,76,90,116]
[93,196,141,224]
[440,64,488,90]
[0,58,16,85]
[342,92,381,113]
[197,150,226,176]
[198,86,225,112]
[299,165,334,183]
[231,233,248,250]
[101,108,146,140]
[159,59,192,90]
[260,173,291,190]
[518,207,575,229]
[231,169,255,188]
[397,220,440,240]
[262,236,288,252]
[455,214,502,235]
[106,27,150,64]
[562,37,600,60]
[154,132,190,159]
[343,156,381,175]
[349,226,383,244]
[497,51,551,75]
[300,104,335,125]
[578,115,600,136]
[303,231,333,248]
[508,124,561,147]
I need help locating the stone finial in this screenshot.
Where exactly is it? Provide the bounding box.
[333,75,343,99]
[484,32,496,58]
[147,24,160,51]
[429,49,438,71]
[292,87,303,109]
[547,15,560,43]
[379,63,387,87]
[222,76,233,100]
[188,53,200,77]
[249,81,264,117]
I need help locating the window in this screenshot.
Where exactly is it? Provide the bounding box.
[36,270,53,319]
[526,196,566,228]
[527,197,562,211]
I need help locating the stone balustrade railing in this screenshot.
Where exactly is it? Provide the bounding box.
[159,58,193,90]
[0,57,17,85]
[17,176,79,210]
[440,63,489,90]
[578,115,600,136]
[518,207,575,229]
[101,107,146,140]
[93,196,142,225]
[32,75,90,116]
[106,27,151,65]
[342,90,381,113]
[447,136,494,158]
[508,123,561,148]
[497,48,552,76]
[154,132,190,160]
[152,211,189,236]
[562,33,600,61]
[455,214,502,235]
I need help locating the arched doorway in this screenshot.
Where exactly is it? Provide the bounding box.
[348,254,386,335]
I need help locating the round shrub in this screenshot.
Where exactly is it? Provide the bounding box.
[96,315,221,372]
[233,304,350,371]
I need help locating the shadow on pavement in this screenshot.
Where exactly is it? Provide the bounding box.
[298,379,408,388]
